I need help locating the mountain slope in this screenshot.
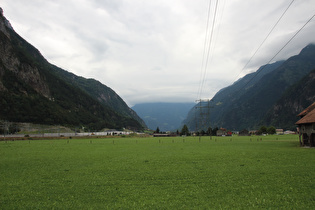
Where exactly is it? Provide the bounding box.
[182,61,285,130]
[183,44,315,131]
[0,9,144,131]
[213,61,285,104]
[50,66,146,128]
[132,102,195,131]
[261,68,315,130]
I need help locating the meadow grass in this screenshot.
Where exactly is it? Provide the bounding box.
[1,135,315,209]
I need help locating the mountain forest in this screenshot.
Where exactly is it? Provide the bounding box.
[182,44,315,131]
[0,10,145,132]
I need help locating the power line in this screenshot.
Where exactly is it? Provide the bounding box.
[234,0,295,81]
[195,0,222,135]
[197,0,219,100]
[200,0,219,98]
[197,0,212,100]
[238,12,315,93]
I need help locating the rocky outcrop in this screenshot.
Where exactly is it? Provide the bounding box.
[0,8,51,98]
[0,7,11,38]
[0,9,145,131]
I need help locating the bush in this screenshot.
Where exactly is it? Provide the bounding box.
[257,126,276,135]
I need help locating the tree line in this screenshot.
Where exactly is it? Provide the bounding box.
[154,125,277,136]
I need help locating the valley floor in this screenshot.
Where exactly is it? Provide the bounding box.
[1,135,314,209]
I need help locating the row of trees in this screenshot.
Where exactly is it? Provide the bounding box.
[0,121,21,135]
[155,125,219,136]
[256,126,276,135]
[155,125,278,136]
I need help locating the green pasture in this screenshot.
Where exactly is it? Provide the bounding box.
[1,135,315,209]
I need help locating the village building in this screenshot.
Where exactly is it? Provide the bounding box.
[216,128,232,136]
[276,129,284,135]
[296,102,315,147]
[249,130,257,135]
[284,130,296,135]
[216,128,227,136]
[239,129,250,136]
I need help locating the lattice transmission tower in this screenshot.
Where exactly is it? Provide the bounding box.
[195,99,211,134]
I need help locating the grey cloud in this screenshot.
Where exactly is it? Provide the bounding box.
[2,0,315,105]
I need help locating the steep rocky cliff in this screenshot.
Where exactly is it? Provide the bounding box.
[0,10,50,97]
[0,8,145,131]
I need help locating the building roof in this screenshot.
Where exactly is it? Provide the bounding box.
[297,102,315,117]
[296,103,315,125]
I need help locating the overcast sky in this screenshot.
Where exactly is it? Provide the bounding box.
[2,0,315,106]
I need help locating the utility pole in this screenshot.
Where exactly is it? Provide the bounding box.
[3,120,8,141]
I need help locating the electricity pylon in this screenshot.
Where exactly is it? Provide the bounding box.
[195,99,212,138]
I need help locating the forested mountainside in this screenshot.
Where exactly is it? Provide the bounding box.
[132,102,195,131]
[182,44,315,131]
[261,68,315,130]
[0,9,145,131]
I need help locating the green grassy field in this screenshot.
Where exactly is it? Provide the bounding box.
[1,135,314,209]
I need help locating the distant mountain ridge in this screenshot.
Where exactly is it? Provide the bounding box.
[132,102,195,131]
[182,44,315,131]
[0,8,145,131]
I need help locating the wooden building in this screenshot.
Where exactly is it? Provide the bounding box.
[239,129,250,136]
[296,102,315,146]
[276,129,284,135]
[216,128,227,136]
[216,128,232,136]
